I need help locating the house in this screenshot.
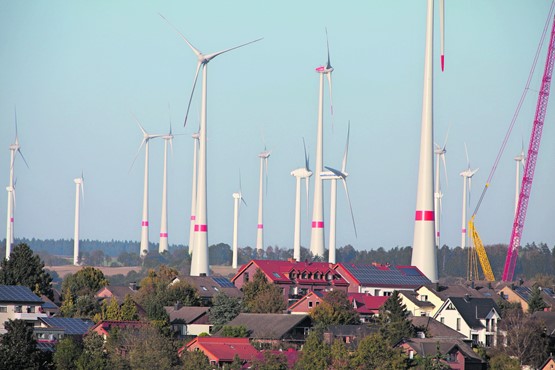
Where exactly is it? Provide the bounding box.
[396,338,486,370]
[533,311,555,335]
[409,316,467,340]
[89,320,148,340]
[322,325,376,349]
[288,291,324,314]
[0,285,47,333]
[34,317,94,344]
[334,263,430,296]
[164,304,211,337]
[217,313,312,347]
[433,296,501,347]
[95,283,139,304]
[540,356,555,370]
[498,285,555,312]
[416,284,486,316]
[40,295,59,317]
[232,259,348,305]
[348,293,389,322]
[252,348,299,368]
[170,275,242,305]
[179,336,258,368]
[399,291,436,317]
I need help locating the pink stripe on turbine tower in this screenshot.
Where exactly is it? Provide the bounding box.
[160,233,168,237]
[411,0,438,283]
[257,224,263,229]
[142,221,149,226]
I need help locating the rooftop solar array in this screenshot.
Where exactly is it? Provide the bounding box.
[213,277,235,288]
[0,285,43,303]
[40,317,94,335]
[341,264,431,287]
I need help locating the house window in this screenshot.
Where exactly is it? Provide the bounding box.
[290,271,296,279]
[244,272,249,283]
[308,301,313,308]
[0,306,7,313]
[302,272,308,279]
[409,350,414,360]
[27,306,35,313]
[485,335,494,347]
[440,317,445,324]
[273,272,281,278]
[383,291,392,297]
[420,295,428,301]
[446,303,455,310]
[447,352,457,362]
[14,306,22,313]
[456,318,461,331]
[374,289,381,296]
[212,286,219,292]
[201,286,208,291]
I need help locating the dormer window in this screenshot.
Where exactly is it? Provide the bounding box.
[446,303,456,310]
[290,271,296,279]
[314,272,320,280]
[302,272,308,279]
[273,272,281,278]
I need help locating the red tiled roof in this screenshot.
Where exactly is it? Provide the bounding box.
[184,337,258,362]
[232,260,347,286]
[348,293,388,314]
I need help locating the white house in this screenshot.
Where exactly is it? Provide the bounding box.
[433,296,501,347]
[0,285,47,333]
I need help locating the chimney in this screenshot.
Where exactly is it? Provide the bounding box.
[129,282,137,291]
[288,257,296,263]
[175,301,181,310]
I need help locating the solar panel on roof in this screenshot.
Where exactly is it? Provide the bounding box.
[212,277,235,288]
[41,317,94,335]
[0,285,43,303]
[398,267,423,276]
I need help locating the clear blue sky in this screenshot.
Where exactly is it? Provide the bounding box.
[1,0,554,253]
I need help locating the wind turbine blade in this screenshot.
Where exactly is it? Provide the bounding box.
[325,166,345,178]
[438,192,443,214]
[81,181,85,202]
[265,157,269,196]
[341,121,350,173]
[12,186,16,211]
[241,196,247,207]
[325,27,332,70]
[130,138,147,172]
[443,123,450,149]
[341,178,357,238]
[440,0,445,71]
[327,73,334,124]
[159,13,202,57]
[302,137,309,170]
[184,61,202,127]
[464,142,469,168]
[441,153,448,189]
[305,177,310,218]
[17,149,30,169]
[203,38,263,62]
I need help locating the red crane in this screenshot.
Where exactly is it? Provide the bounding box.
[502,13,555,281]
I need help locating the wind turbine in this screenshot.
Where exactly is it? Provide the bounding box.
[290,139,312,261]
[5,108,29,259]
[160,14,261,276]
[434,132,448,249]
[73,173,84,266]
[460,144,478,251]
[310,29,334,258]
[322,123,357,264]
[131,115,163,257]
[188,132,199,257]
[411,0,445,283]
[514,144,526,216]
[256,148,270,252]
[232,175,247,269]
[159,126,174,254]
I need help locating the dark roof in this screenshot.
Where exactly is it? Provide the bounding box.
[0,285,43,303]
[325,324,377,337]
[423,284,486,300]
[532,311,555,335]
[172,276,242,300]
[217,313,311,340]
[447,297,500,329]
[399,338,483,362]
[164,306,210,324]
[409,316,466,339]
[399,292,435,308]
[337,263,430,288]
[96,285,138,303]
[39,317,94,336]
[40,295,59,310]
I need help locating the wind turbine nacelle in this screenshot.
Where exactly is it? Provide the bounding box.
[291,168,312,178]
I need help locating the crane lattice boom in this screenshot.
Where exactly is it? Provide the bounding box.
[502,13,555,282]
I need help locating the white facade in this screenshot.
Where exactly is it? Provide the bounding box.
[0,302,47,334]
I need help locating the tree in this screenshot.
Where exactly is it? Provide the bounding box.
[62,266,108,297]
[310,290,359,328]
[209,292,243,331]
[0,319,43,369]
[120,294,139,321]
[54,337,83,370]
[488,350,520,370]
[0,243,53,299]
[379,290,414,345]
[295,329,331,370]
[330,339,351,370]
[76,332,108,370]
[414,342,450,370]
[97,297,122,321]
[242,269,286,313]
[250,351,289,370]
[351,332,407,370]
[528,285,547,314]
[220,325,249,337]
[180,350,212,370]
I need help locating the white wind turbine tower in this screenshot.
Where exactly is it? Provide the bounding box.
[322,123,357,264]
[411,0,445,283]
[434,134,448,249]
[160,14,261,276]
[256,148,270,252]
[73,173,84,266]
[188,132,199,259]
[159,126,174,254]
[310,29,334,258]
[131,115,163,257]
[290,139,312,261]
[514,145,526,216]
[232,176,247,269]
[460,144,478,251]
[5,108,29,259]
